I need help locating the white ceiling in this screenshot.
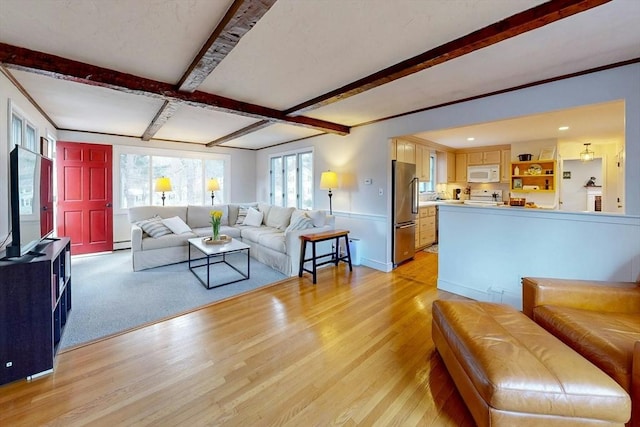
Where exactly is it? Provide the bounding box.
[1,0,639,150]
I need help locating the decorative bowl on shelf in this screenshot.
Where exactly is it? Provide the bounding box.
[203,235,231,245]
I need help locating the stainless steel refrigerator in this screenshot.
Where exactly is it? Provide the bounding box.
[392,160,418,265]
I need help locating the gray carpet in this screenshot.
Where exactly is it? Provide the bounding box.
[424,244,438,253]
[59,250,286,349]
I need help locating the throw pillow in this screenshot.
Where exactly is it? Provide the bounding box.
[243,207,263,227]
[235,207,248,225]
[266,205,295,230]
[162,216,192,234]
[306,209,327,227]
[285,213,314,233]
[136,215,172,238]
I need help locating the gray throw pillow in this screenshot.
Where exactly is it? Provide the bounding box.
[136,215,172,238]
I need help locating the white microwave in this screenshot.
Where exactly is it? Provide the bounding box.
[467,165,500,183]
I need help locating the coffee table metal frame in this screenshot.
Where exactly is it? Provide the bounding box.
[188,237,250,289]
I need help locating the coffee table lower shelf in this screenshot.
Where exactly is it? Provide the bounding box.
[188,237,251,289]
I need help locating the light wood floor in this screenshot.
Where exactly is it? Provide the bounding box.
[0,252,474,426]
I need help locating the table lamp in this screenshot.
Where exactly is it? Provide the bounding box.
[207,178,220,205]
[154,176,172,206]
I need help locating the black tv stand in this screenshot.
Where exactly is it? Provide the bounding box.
[27,250,46,257]
[1,237,72,385]
[42,237,60,242]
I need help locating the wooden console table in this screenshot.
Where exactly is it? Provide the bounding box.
[298,229,352,284]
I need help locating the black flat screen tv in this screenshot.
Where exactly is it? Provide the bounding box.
[6,146,54,258]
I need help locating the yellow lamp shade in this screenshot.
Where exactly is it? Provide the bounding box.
[154,177,172,192]
[320,171,338,190]
[207,178,220,192]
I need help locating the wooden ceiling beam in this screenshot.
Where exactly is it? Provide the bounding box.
[141,100,180,141]
[207,120,272,147]
[178,0,276,93]
[0,43,349,136]
[208,0,609,146]
[285,0,612,115]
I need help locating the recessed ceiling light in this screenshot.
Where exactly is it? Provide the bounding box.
[558,126,569,131]
[467,137,475,141]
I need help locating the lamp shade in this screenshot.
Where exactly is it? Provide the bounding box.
[154,177,172,192]
[207,178,220,192]
[319,171,338,190]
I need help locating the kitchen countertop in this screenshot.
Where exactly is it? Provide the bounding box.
[418,200,464,207]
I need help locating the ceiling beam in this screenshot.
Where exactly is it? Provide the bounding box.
[207,0,609,146]
[285,0,612,115]
[207,120,272,147]
[143,0,276,141]
[0,42,349,136]
[141,100,180,141]
[178,0,276,93]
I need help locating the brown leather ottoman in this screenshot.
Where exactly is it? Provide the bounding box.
[432,300,631,427]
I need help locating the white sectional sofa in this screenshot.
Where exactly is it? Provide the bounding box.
[128,203,335,276]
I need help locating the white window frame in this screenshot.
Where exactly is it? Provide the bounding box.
[114,145,231,214]
[7,99,39,152]
[269,147,314,209]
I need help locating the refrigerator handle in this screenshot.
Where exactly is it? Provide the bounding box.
[411,177,420,214]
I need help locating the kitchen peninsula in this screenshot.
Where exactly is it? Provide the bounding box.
[437,203,640,308]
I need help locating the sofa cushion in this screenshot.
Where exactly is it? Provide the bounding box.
[285,212,314,232]
[187,204,229,228]
[258,232,286,253]
[191,225,240,239]
[533,305,640,392]
[141,232,195,250]
[258,203,272,225]
[243,207,263,227]
[162,216,192,234]
[136,216,172,238]
[241,226,279,244]
[266,205,295,230]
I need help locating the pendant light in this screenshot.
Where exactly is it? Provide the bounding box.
[580,143,594,162]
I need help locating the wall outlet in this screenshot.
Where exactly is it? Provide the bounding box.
[378,188,383,196]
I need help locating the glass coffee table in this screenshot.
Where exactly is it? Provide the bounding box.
[188,237,250,289]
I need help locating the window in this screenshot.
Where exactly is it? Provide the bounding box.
[117,147,229,210]
[270,150,313,209]
[9,101,38,150]
[419,155,437,193]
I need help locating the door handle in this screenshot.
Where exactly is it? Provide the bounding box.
[106,203,112,208]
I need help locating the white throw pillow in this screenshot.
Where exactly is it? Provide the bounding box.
[285,213,314,233]
[266,205,295,230]
[162,216,192,234]
[243,207,263,227]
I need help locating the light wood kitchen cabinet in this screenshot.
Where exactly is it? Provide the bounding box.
[467,150,501,165]
[500,149,511,183]
[416,206,436,248]
[395,139,416,164]
[436,151,456,183]
[455,153,467,182]
[416,145,430,181]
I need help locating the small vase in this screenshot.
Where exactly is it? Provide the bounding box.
[212,223,220,241]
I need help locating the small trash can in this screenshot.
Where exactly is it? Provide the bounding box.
[349,238,361,266]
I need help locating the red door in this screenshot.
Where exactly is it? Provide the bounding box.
[56,142,113,255]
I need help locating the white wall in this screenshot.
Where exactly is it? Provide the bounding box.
[0,71,58,249]
[256,62,640,271]
[438,204,640,309]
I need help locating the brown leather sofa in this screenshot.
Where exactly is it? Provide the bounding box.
[432,299,630,426]
[522,277,640,427]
